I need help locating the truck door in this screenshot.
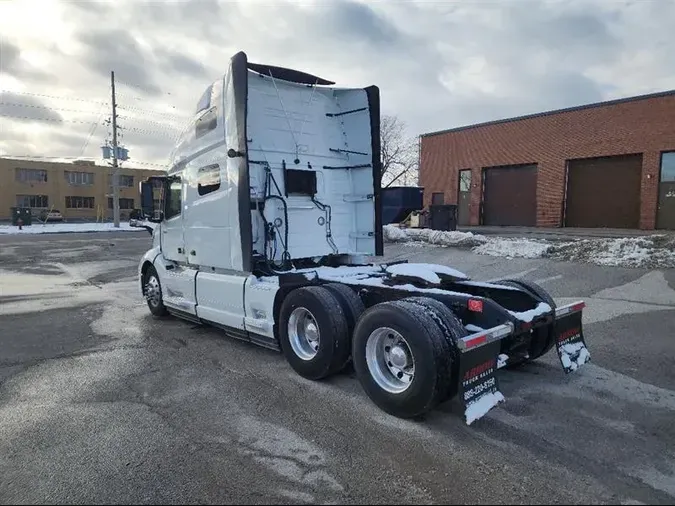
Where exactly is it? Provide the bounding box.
[161,175,187,264]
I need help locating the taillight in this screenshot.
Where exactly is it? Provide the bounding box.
[468,299,483,312]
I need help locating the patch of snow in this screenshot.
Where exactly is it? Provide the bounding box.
[559,342,591,372]
[386,264,441,284]
[508,302,552,322]
[465,324,485,333]
[406,262,468,280]
[465,390,505,425]
[384,226,675,269]
[0,222,147,235]
[460,280,520,291]
[473,238,552,259]
[497,354,509,369]
[549,236,675,269]
[383,224,409,242]
[405,228,488,247]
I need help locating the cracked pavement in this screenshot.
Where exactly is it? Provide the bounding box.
[1,232,675,504]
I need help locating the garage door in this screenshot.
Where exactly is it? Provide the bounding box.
[482,164,537,226]
[564,154,642,229]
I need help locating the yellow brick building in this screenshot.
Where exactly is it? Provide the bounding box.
[0,157,165,221]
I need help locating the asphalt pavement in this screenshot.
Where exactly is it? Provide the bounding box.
[1,232,675,504]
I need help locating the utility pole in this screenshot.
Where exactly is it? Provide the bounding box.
[111,70,120,228]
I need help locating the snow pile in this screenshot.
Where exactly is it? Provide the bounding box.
[0,222,147,235]
[382,224,410,242]
[404,227,488,247]
[473,238,552,259]
[464,390,505,426]
[549,236,675,268]
[384,226,675,268]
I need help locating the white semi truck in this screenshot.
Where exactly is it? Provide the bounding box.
[137,51,591,424]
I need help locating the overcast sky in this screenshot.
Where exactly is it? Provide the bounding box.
[1,0,674,168]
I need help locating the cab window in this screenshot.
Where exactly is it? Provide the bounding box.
[165,177,182,219]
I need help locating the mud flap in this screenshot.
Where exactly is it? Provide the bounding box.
[457,323,513,425]
[554,301,591,373]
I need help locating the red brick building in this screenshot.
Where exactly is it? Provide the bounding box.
[419,90,675,230]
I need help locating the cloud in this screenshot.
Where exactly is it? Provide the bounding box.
[0,0,673,165]
[0,39,50,80]
[75,29,161,96]
[154,48,209,80]
[0,91,64,124]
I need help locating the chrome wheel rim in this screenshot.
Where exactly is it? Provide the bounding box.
[145,275,161,308]
[288,307,320,361]
[365,327,415,394]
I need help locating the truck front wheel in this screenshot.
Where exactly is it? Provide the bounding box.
[352,300,453,419]
[279,286,351,380]
[143,265,168,317]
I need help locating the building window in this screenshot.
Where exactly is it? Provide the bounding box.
[459,170,472,192]
[108,198,135,209]
[660,152,675,182]
[66,196,95,209]
[15,168,48,183]
[165,177,182,219]
[432,192,445,205]
[108,174,135,188]
[65,171,94,186]
[197,164,221,196]
[152,179,164,189]
[16,195,48,208]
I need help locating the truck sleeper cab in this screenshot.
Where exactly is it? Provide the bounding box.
[138,52,591,425]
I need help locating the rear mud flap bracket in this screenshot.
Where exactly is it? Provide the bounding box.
[554,301,591,373]
[457,323,513,425]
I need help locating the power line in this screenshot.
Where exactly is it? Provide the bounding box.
[0,102,103,115]
[122,125,181,139]
[117,114,184,130]
[0,89,108,105]
[117,104,190,120]
[79,102,108,157]
[0,113,103,124]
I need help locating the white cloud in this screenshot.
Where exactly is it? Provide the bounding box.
[0,0,674,167]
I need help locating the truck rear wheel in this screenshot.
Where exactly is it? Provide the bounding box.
[352,300,453,419]
[402,296,467,401]
[279,285,351,380]
[499,279,557,366]
[322,283,365,366]
[143,265,168,317]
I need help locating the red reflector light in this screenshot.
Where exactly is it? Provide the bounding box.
[464,334,487,349]
[468,299,483,312]
[572,302,586,312]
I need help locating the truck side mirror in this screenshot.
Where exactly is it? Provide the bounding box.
[140,181,163,222]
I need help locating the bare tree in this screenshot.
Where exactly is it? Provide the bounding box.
[380,114,419,188]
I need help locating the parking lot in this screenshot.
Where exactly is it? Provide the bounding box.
[1,231,675,504]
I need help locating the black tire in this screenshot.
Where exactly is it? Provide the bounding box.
[322,282,365,343]
[498,279,556,365]
[143,265,169,317]
[402,296,467,401]
[352,299,453,419]
[279,285,351,380]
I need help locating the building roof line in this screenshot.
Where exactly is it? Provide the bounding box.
[420,89,675,138]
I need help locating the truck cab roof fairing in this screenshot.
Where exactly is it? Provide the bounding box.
[246,61,335,86]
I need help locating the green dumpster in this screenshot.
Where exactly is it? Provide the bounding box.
[10,207,32,226]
